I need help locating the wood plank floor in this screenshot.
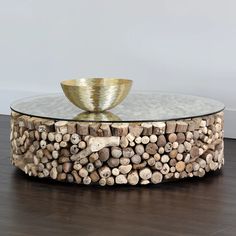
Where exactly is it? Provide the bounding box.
[0,115,236,236]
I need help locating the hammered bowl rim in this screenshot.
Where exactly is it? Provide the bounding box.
[61,78,132,87]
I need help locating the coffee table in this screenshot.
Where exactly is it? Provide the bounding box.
[10,92,225,186]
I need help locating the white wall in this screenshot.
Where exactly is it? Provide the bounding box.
[0,0,236,138]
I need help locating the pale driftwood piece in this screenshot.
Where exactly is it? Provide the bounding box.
[89,123,100,136]
[145,143,158,155]
[157,135,166,147]
[77,123,89,136]
[178,144,185,154]
[134,136,142,144]
[55,121,68,135]
[48,132,55,142]
[98,148,110,162]
[142,152,149,160]
[158,147,165,154]
[187,120,196,131]
[90,171,100,183]
[71,148,92,161]
[40,140,47,149]
[111,123,129,136]
[133,161,147,170]
[107,158,119,168]
[119,164,132,174]
[161,155,170,163]
[111,146,122,158]
[50,167,58,180]
[140,180,150,185]
[83,176,92,185]
[192,118,202,130]
[128,125,143,137]
[126,133,135,142]
[141,123,152,135]
[67,122,76,134]
[42,120,55,132]
[176,133,185,144]
[88,136,120,152]
[166,121,176,134]
[164,142,173,153]
[89,153,99,163]
[169,150,178,159]
[149,134,157,143]
[129,141,135,147]
[164,173,174,180]
[72,170,82,184]
[139,168,152,180]
[120,136,129,148]
[168,133,177,143]
[155,161,163,170]
[41,132,48,141]
[184,154,191,163]
[154,153,161,161]
[186,131,193,141]
[141,136,150,145]
[184,141,192,152]
[99,178,106,186]
[115,174,127,184]
[63,163,72,173]
[111,168,120,176]
[190,146,200,161]
[70,145,79,155]
[151,171,163,184]
[185,163,193,173]
[176,161,186,172]
[147,157,155,166]
[55,133,62,143]
[152,122,166,135]
[131,154,141,164]
[127,171,139,185]
[106,176,115,186]
[135,144,145,155]
[120,157,130,165]
[46,143,54,152]
[100,124,112,137]
[63,134,70,142]
[59,141,67,148]
[123,147,134,158]
[73,162,82,171]
[70,133,80,144]
[79,157,88,166]
[97,128,104,137]
[160,163,170,175]
[198,168,206,177]
[79,168,88,178]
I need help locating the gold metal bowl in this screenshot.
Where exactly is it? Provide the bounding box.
[61,78,132,112]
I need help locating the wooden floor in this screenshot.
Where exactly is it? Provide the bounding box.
[0,115,236,236]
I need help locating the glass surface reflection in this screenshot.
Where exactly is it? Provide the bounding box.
[73,111,121,122]
[10,92,225,122]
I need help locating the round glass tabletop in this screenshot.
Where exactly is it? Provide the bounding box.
[10,92,225,122]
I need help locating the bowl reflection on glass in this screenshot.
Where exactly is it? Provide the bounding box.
[61,78,132,112]
[73,111,121,122]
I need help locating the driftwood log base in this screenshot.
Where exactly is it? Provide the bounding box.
[10,111,224,186]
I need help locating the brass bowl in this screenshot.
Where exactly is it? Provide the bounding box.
[61,78,132,112]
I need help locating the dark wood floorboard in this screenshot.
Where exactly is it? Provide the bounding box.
[0,115,236,236]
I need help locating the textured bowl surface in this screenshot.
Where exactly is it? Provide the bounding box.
[61,78,132,112]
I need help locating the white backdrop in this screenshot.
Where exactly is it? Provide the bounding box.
[0,0,235,137]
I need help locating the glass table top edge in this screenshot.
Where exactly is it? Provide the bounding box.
[10,92,225,123]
